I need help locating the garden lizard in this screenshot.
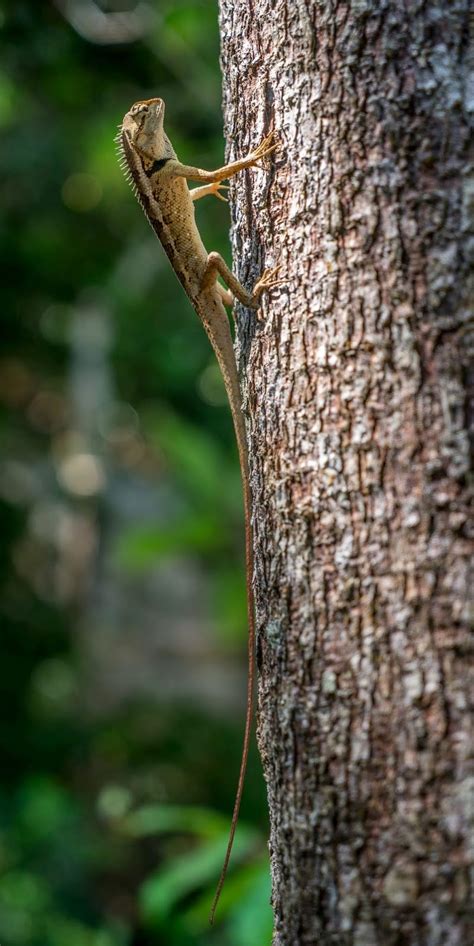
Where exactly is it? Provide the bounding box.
[117,97,279,922]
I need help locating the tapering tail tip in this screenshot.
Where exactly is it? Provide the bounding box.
[208,838,233,925]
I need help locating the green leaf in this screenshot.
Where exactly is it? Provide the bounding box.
[226,860,273,946]
[186,856,272,942]
[143,405,238,512]
[212,563,247,644]
[121,803,230,840]
[115,514,224,570]
[139,828,256,928]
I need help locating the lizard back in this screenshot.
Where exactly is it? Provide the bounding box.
[119,130,209,303]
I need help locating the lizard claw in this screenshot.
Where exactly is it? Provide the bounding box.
[251,132,279,165]
[211,182,230,203]
[251,265,284,311]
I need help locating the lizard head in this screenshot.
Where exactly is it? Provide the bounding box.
[121,97,167,162]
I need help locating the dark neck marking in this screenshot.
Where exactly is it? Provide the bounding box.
[144,157,170,177]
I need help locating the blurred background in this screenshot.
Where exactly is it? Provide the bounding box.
[0,2,271,943]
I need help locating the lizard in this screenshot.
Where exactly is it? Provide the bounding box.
[117,97,279,923]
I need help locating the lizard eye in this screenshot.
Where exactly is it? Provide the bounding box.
[131,103,149,117]
[130,104,149,128]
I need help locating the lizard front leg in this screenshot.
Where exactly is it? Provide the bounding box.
[202,251,281,310]
[162,132,277,185]
[190,182,229,202]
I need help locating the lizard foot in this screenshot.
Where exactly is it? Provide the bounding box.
[191,181,230,203]
[251,265,283,310]
[251,132,278,165]
[210,182,230,203]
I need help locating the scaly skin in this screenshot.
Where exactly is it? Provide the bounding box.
[118,97,279,923]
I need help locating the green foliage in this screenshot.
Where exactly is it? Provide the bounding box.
[121,804,272,944]
[0,1,272,943]
[0,775,126,946]
[144,405,240,512]
[114,404,239,560]
[115,405,246,638]
[116,513,224,568]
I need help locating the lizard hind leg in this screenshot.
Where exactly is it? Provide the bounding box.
[201,252,255,308]
[202,254,283,311]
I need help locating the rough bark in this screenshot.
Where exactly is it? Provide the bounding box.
[218,1,473,944]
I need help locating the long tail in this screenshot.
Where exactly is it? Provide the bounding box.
[209,419,255,924]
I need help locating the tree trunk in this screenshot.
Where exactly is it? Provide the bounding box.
[218,1,473,944]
